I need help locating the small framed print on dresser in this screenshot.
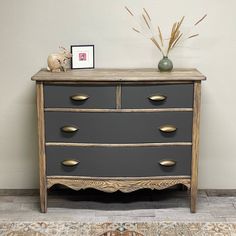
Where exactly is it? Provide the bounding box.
[71,45,94,69]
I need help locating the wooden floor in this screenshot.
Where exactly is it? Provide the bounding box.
[1,188,236,222]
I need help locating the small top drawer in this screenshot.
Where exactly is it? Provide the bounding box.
[122,84,193,109]
[44,84,116,108]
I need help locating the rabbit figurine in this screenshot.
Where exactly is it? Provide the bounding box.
[47,46,72,72]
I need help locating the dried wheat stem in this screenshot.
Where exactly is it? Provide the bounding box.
[143,8,151,21]
[167,23,177,55]
[188,34,199,39]
[194,14,207,26]
[167,16,185,55]
[170,23,177,39]
[171,33,183,49]
[142,14,151,29]
[158,26,163,47]
[150,37,164,56]
[132,28,141,33]
[125,6,134,16]
[173,16,185,39]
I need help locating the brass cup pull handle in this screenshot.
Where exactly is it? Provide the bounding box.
[159,125,177,133]
[70,94,89,101]
[61,160,79,167]
[61,126,78,133]
[159,160,176,167]
[148,94,167,102]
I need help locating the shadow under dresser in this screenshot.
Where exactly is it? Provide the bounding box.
[31,68,206,213]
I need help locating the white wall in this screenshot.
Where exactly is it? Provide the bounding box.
[0,0,235,189]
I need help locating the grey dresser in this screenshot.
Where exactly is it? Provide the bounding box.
[32,68,206,213]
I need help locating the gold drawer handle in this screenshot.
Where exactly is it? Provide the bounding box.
[61,160,79,167]
[148,94,167,102]
[70,94,89,101]
[159,160,176,167]
[159,125,177,133]
[61,126,78,133]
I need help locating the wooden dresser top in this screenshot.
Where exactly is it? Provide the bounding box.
[32,68,206,82]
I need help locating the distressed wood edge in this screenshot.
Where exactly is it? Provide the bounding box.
[36,82,47,213]
[190,81,201,213]
[32,77,206,82]
[48,175,190,180]
[47,177,191,193]
[44,108,193,112]
[31,68,206,82]
[42,81,195,85]
[45,142,192,147]
[116,84,122,109]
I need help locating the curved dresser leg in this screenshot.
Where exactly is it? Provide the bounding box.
[40,187,47,213]
[190,187,197,213]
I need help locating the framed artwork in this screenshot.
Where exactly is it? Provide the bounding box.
[71,45,95,69]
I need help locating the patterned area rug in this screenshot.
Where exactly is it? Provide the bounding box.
[1,221,236,236]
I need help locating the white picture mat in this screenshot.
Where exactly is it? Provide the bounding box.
[71,46,94,68]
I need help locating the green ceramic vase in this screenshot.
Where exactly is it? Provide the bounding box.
[158,56,173,72]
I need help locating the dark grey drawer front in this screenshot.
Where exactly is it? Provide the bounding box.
[46,146,192,177]
[122,84,193,108]
[45,112,192,143]
[44,84,116,108]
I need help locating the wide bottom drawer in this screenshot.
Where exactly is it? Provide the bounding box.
[46,146,192,177]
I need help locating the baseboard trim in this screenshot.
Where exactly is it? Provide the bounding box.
[205,189,236,197]
[0,189,39,196]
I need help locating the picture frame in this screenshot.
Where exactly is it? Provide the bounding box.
[71,45,95,69]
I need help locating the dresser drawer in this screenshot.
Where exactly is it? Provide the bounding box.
[46,146,192,177]
[44,84,116,108]
[122,84,193,109]
[45,112,193,143]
